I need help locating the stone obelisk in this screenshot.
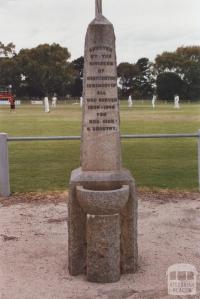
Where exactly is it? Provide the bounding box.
[68,0,138,283]
[81,0,121,171]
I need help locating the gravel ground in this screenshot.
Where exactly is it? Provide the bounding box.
[0,190,200,299]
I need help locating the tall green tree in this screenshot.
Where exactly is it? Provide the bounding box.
[156,72,185,100]
[0,42,21,94]
[16,43,73,97]
[117,58,154,98]
[69,56,84,97]
[135,58,154,98]
[117,62,140,97]
[0,42,16,58]
[155,46,200,100]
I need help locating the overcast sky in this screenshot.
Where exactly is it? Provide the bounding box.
[0,0,199,63]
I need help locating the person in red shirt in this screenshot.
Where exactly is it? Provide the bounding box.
[9,96,15,111]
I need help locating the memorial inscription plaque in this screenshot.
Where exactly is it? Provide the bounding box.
[81,12,121,171]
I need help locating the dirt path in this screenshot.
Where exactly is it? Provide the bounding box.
[0,191,200,299]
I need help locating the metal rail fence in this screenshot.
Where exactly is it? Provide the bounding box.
[0,131,200,197]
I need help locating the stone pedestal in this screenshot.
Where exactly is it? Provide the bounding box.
[87,214,120,283]
[68,168,138,281]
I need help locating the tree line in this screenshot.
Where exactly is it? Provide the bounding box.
[0,42,199,101]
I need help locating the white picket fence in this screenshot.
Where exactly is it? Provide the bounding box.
[0,100,21,105]
[0,131,200,197]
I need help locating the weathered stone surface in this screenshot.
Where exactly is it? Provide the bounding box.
[68,184,86,276]
[81,13,121,171]
[87,214,120,283]
[95,0,102,18]
[68,0,138,283]
[68,168,138,277]
[76,185,129,215]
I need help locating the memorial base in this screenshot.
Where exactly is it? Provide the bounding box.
[68,168,138,283]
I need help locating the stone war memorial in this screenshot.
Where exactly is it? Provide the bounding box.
[68,0,138,283]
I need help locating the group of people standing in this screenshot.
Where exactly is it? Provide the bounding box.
[44,95,57,113]
[127,94,180,109]
[8,93,181,112]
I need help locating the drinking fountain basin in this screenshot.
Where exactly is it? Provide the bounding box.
[76,185,129,215]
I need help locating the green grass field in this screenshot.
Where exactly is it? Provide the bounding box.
[0,100,200,192]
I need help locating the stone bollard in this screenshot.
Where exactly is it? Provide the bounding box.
[0,133,10,197]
